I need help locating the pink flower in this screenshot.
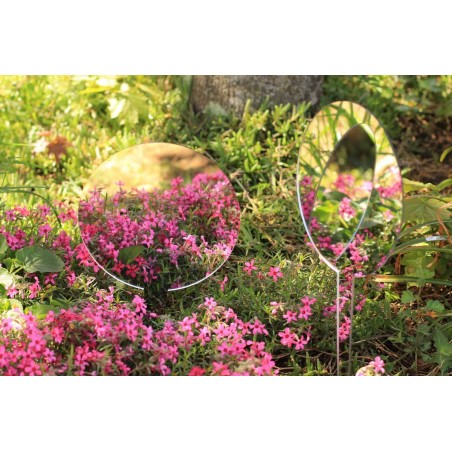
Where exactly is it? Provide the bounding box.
[338,197,356,221]
[300,176,312,187]
[6,285,18,298]
[278,328,297,347]
[250,320,269,336]
[188,366,206,376]
[141,231,155,247]
[370,356,385,374]
[29,277,41,299]
[198,326,211,345]
[243,259,258,275]
[295,333,311,350]
[383,210,395,221]
[298,305,312,320]
[67,271,77,286]
[51,327,65,344]
[270,301,282,316]
[38,223,52,238]
[179,316,195,332]
[338,316,351,341]
[203,297,216,310]
[268,266,283,282]
[301,296,316,306]
[44,273,58,286]
[283,310,298,323]
[132,295,147,316]
[330,243,345,256]
[219,276,228,292]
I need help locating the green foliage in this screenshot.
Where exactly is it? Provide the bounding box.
[118,245,146,264]
[395,178,451,285]
[322,75,452,159]
[0,268,17,288]
[0,236,7,255]
[25,303,56,320]
[16,246,65,273]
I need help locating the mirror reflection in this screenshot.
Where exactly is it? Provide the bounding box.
[78,143,241,291]
[304,124,376,261]
[298,101,403,273]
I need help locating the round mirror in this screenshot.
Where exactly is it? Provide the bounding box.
[78,143,241,291]
[297,101,403,273]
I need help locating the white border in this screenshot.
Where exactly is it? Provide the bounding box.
[1,1,450,74]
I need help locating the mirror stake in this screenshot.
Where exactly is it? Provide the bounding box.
[336,269,341,376]
[348,275,355,376]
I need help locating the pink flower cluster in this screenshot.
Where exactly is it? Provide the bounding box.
[322,263,369,340]
[338,197,356,221]
[78,171,240,288]
[1,203,84,301]
[298,170,401,268]
[276,296,316,350]
[1,203,77,252]
[0,290,276,376]
[242,260,284,282]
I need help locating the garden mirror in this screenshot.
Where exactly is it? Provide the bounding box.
[298,101,403,273]
[78,143,240,292]
[297,101,403,374]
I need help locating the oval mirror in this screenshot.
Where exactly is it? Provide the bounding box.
[298,101,403,273]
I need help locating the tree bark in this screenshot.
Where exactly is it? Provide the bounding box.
[190,75,324,116]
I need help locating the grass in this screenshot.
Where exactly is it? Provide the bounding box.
[0,75,450,375]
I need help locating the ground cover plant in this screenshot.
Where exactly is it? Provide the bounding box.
[79,170,240,291]
[0,75,450,375]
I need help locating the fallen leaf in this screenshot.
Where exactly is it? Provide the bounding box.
[47,136,72,164]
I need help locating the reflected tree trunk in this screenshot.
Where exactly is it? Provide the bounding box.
[190,75,324,116]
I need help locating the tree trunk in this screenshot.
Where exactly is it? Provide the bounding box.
[190,75,324,116]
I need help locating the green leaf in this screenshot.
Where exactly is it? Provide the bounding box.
[359,218,384,229]
[0,299,10,313]
[374,275,452,287]
[392,236,448,255]
[426,300,445,313]
[402,178,436,194]
[394,246,452,256]
[437,178,452,192]
[0,235,8,256]
[118,245,145,264]
[434,330,452,373]
[398,219,452,239]
[403,196,450,223]
[414,268,436,280]
[324,190,348,202]
[312,201,337,222]
[0,268,17,287]
[400,250,435,279]
[401,290,416,303]
[440,146,452,163]
[16,246,64,273]
[25,304,56,320]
